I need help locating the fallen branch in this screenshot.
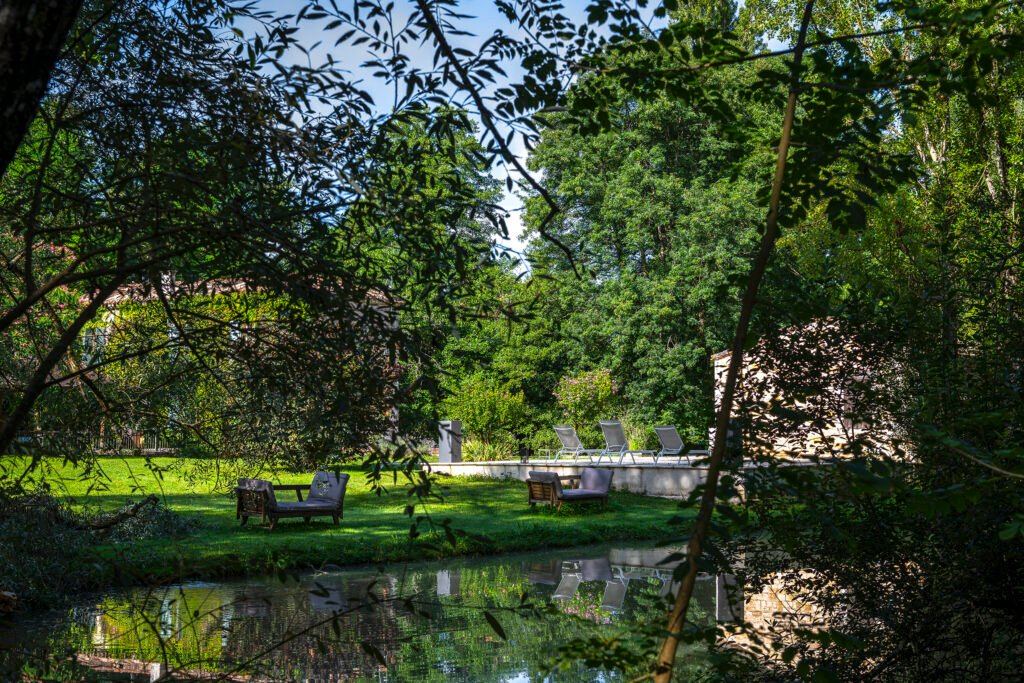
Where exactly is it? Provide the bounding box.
[83,494,159,531]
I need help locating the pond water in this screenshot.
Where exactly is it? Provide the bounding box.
[0,544,750,682]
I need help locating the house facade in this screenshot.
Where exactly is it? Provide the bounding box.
[76,275,401,455]
[712,320,906,460]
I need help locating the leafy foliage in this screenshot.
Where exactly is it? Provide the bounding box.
[555,369,621,431]
[4,0,1024,680]
[441,374,531,444]
[0,490,95,605]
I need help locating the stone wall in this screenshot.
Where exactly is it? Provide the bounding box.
[426,461,710,498]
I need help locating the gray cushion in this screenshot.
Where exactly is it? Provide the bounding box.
[580,468,613,493]
[528,471,563,495]
[237,478,277,510]
[560,488,605,499]
[308,471,349,506]
[276,500,336,513]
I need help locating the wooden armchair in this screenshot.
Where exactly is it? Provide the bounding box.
[235,472,349,529]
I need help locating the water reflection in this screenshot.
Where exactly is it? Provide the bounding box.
[0,545,815,682]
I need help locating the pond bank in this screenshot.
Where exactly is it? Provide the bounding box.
[2,457,691,609]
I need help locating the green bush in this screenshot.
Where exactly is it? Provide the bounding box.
[462,434,518,461]
[622,416,657,451]
[0,490,95,606]
[442,374,531,443]
[528,427,561,455]
[554,369,620,431]
[0,488,197,607]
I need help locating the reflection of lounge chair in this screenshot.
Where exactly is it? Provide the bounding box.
[553,426,602,461]
[553,574,581,600]
[526,469,614,510]
[527,560,561,585]
[579,558,612,581]
[598,420,655,464]
[601,580,628,613]
[235,472,350,529]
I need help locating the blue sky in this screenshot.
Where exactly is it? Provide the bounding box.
[271,1,781,256]
[275,1,613,255]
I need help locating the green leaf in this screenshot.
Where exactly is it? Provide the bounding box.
[361,642,386,665]
[483,611,508,640]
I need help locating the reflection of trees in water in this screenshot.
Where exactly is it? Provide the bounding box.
[90,589,230,665]
[390,562,611,682]
[10,547,830,682]
[54,579,403,681]
[222,576,403,681]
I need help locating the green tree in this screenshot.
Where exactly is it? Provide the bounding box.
[522,67,776,437]
[4,1,1024,680]
[0,2,502,475]
[337,1,1024,680]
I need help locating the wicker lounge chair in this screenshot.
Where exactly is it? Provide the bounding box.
[552,426,602,462]
[526,468,614,510]
[598,420,656,464]
[235,471,349,529]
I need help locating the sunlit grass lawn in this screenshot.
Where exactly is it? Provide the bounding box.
[9,456,688,584]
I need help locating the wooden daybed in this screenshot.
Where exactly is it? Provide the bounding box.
[235,471,349,530]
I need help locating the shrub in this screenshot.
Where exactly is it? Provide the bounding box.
[0,488,196,607]
[462,434,518,461]
[0,490,95,606]
[554,369,620,430]
[441,374,531,443]
[528,426,562,455]
[622,416,657,451]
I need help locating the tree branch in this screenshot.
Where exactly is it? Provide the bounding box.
[652,2,817,681]
[81,494,159,531]
[0,279,123,453]
[413,0,578,275]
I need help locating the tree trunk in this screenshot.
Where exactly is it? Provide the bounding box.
[0,0,84,179]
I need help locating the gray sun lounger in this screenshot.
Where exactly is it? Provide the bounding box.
[598,420,656,464]
[654,425,696,464]
[553,425,602,462]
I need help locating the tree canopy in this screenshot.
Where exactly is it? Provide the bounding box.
[2,1,1024,681]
